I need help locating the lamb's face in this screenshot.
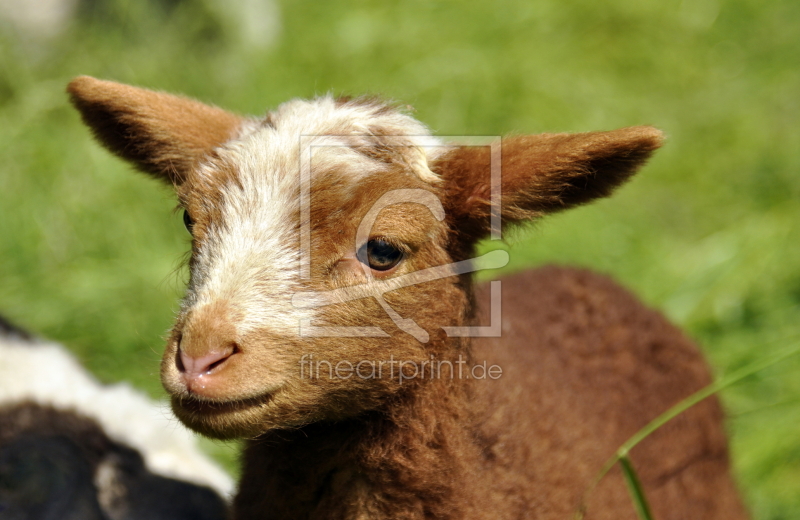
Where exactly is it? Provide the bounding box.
[160,98,466,439]
[68,76,663,440]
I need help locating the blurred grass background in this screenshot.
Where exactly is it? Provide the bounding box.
[0,0,798,516]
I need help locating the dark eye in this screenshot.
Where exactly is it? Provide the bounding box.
[362,239,403,271]
[183,209,194,233]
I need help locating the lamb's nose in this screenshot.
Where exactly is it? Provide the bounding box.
[179,347,234,380]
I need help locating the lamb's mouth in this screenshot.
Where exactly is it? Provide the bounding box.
[170,390,280,439]
[174,391,275,416]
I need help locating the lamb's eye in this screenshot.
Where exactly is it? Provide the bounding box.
[183,209,194,233]
[364,239,403,271]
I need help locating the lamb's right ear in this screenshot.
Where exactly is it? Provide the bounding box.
[67,76,244,184]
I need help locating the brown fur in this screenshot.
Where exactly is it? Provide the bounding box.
[436,129,663,250]
[67,76,748,519]
[67,76,244,183]
[230,268,746,520]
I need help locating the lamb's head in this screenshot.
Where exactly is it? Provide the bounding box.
[68,76,663,439]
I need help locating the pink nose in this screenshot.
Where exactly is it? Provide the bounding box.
[179,347,234,380]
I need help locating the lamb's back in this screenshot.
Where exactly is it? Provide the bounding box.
[470,266,747,519]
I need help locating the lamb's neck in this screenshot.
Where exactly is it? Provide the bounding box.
[233,371,483,520]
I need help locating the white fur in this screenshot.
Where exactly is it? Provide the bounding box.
[0,334,235,498]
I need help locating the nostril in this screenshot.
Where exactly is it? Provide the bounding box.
[174,334,185,372]
[179,343,236,377]
[207,355,228,372]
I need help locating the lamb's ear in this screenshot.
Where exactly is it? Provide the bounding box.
[434,126,663,236]
[67,76,244,184]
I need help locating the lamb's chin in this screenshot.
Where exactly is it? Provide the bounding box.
[170,392,280,440]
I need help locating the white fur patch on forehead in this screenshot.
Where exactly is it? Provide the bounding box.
[269,95,435,142]
[185,132,310,337]
[267,96,445,183]
[193,95,445,191]
[181,95,442,337]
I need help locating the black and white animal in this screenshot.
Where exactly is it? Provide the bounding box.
[0,315,233,520]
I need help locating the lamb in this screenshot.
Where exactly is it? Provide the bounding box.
[67,76,749,520]
[0,315,232,519]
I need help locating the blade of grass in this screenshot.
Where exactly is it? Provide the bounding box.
[619,455,655,520]
[575,342,800,519]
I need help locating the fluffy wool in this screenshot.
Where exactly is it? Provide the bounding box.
[0,332,235,498]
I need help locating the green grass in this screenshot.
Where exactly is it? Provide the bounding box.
[1,0,798,516]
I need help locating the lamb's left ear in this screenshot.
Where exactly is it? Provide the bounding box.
[67,76,244,184]
[433,126,663,236]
